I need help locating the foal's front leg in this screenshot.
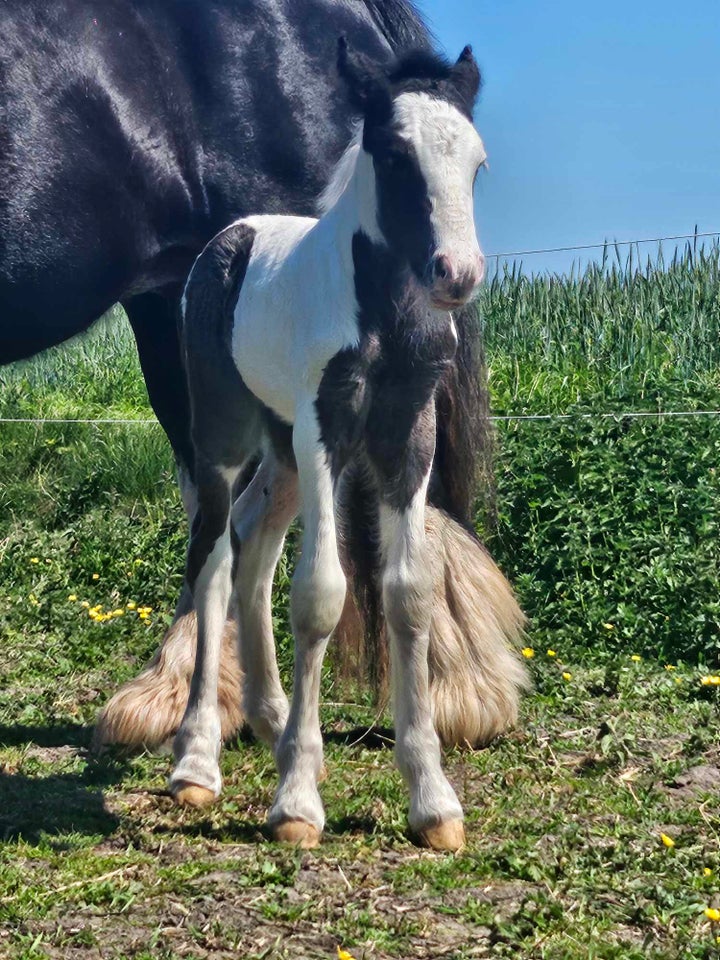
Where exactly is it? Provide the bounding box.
[267,409,346,847]
[379,474,465,852]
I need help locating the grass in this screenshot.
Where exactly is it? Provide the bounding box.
[1,243,720,957]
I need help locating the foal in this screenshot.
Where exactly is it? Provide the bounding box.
[171,40,488,851]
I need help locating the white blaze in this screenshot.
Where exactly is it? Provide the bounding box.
[392,92,486,272]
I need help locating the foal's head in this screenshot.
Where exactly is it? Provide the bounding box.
[338,38,486,310]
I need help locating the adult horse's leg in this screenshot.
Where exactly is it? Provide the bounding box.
[170,458,240,805]
[93,291,243,751]
[267,408,346,848]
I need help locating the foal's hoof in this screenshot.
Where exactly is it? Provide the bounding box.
[272,819,322,848]
[172,783,218,808]
[418,819,465,852]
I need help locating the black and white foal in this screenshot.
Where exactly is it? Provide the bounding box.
[171,41,487,852]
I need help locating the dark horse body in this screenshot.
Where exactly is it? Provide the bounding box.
[0,0,428,475]
[2,0,524,756]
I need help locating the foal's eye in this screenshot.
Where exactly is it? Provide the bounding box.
[379,150,408,170]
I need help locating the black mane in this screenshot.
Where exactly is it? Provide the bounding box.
[385,47,482,119]
[388,48,454,84]
[360,0,432,50]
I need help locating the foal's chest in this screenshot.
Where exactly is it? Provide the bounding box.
[315,312,457,481]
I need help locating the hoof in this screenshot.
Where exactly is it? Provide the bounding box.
[173,783,218,808]
[272,819,321,848]
[418,819,465,852]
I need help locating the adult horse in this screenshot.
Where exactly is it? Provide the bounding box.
[0,0,525,749]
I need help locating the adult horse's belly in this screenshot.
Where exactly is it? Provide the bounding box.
[231,215,358,428]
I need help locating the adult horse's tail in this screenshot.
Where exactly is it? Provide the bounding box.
[428,305,529,741]
[94,304,528,752]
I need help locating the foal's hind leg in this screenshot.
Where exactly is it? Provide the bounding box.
[232,454,298,749]
[170,460,240,806]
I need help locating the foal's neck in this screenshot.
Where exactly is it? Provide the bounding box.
[319,146,382,250]
[319,148,413,308]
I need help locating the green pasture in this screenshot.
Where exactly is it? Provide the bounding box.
[1,242,719,958]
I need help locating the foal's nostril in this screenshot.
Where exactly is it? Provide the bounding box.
[432,254,453,282]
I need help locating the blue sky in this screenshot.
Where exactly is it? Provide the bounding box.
[417,0,720,274]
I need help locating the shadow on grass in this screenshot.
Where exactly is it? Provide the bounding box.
[325,814,381,837]
[323,725,395,749]
[0,721,92,750]
[0,725,132,843]
[153,817,267,845]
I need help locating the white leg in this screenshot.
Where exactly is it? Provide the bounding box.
[267,410,346,846]
[380,479,465,851]
[170,464,239,805]
[232,455,297,748]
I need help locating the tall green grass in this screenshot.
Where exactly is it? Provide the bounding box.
[478,240,720,663]
[0,240,719,688]
[482,239,720,386]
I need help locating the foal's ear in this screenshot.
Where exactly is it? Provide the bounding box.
[337,36,391,119]
[451,44,482,106]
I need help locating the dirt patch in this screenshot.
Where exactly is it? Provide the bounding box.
[17,844,534,960]
[664,764,720,801]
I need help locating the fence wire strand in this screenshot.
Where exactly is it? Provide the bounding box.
[2,230,719,429]
[2,411,720,427]
[487,230,720,260]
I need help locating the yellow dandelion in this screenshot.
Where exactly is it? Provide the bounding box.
[704,868,713,877]
[704,907,720,922]
[630,654,642,662]
[80,600,90,608]
[562,672,572,681]
[126,601,137,610]
[700,676,720,687]
[112,608,124,617]
[660,833,675,849]
[521,647,535,659]
[546,649,557,657]
[337,949,357,960]
[602,622,614,630]
[664,664,676,671]
[30,557,39,564]
[92,572,100,580]
[68,594,77,602]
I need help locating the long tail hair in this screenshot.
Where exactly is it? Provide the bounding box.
[335,305,528,745]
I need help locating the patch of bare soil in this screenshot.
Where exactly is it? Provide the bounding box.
[664,763,720,801]
[24,842,533,960]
